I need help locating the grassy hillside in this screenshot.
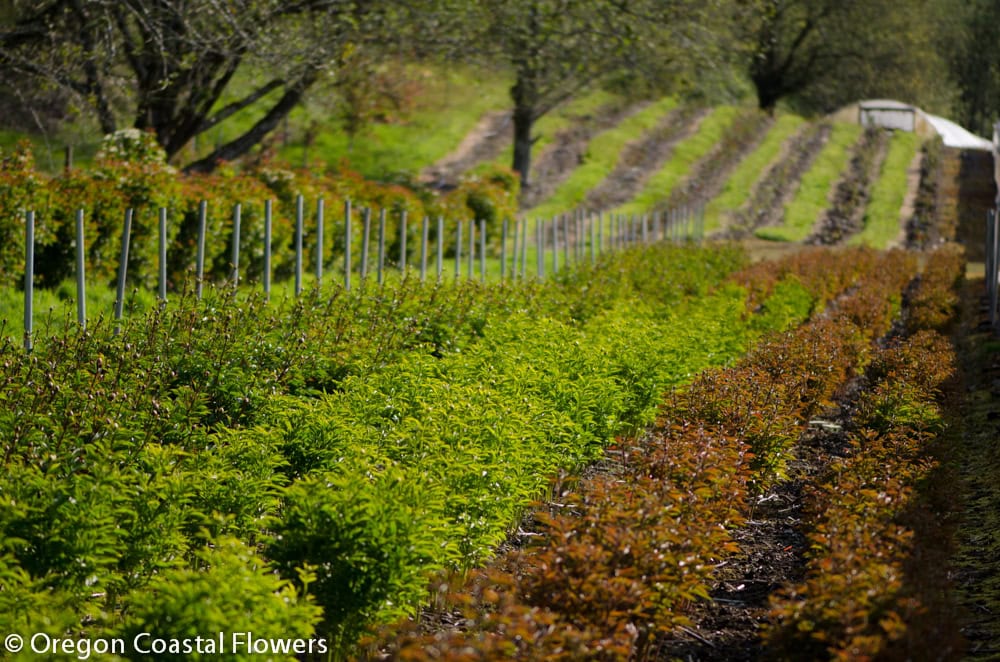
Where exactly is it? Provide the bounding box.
[756,122,862,242]
[612,106,741,217]
[527,96,678,219]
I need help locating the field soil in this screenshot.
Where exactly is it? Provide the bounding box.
[520,102,643,208]
[583,107,708,211]
[419,110,513,189]
[807,128,890,244]
[724,123,831,237]
[667,112,774,210]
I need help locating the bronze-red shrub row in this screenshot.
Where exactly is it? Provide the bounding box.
[764,247,965,661]
[368,249,919,661]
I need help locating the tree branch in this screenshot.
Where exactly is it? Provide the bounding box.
[184,70,319,173]
[197,78,284,134]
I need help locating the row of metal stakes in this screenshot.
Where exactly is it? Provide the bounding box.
[20,197,705,351]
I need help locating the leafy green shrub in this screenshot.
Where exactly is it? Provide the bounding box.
[267,470,453,650]
[120,537,321,661]
[0,142,50,285]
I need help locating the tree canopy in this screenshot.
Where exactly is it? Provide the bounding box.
[0,0,995,176]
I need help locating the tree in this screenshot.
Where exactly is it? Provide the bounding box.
[951,0,1000,136]
[462,0,709,190]
[0,0,400,171]
[744,0,954,114]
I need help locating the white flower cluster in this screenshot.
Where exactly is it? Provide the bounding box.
[96,128,169,166]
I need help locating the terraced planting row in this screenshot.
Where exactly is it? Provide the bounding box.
[368,246,928,659]
[0,243,827,659]
[499,99,920,250]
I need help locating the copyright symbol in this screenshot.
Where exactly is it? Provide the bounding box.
[4,633,22,652]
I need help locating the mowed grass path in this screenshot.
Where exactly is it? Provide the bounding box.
[702,114,806,235]
[849,131,922,248]
[527,97,678,219]
[755,122,862,242]
[612,106,740,217]
[280,66,511,180]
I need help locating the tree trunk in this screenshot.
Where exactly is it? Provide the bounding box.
[752,73,782,114]
[511,104,534,191]
[183,72,317,173]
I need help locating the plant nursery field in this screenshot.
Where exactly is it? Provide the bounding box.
[1,88,999,661]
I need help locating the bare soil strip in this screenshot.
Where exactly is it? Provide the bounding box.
[666,111,775,210]
[582,106,708,211]
[807,128,890,245]
[726,123,831,237]
[889,149,925,249]
[520,102,646,209]
[419,110,513,189]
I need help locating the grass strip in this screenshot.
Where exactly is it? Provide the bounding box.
[703,114,805,234]
[612,105,741,217]
[755,122,862,242]
[527,97,678,219]
[849,131,922,248]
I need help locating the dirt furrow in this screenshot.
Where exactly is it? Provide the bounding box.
[582,106,707,211]
[727,122,831,237]
[520,101,645,209]
[419,110,513,190]
[806,128,890,245]
[666,110,774,211]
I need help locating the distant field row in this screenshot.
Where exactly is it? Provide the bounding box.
[3,63,924,250]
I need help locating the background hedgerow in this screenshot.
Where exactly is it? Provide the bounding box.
[0,139,519,291]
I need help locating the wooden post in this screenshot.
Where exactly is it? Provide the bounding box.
[264,200,272,302]
[295,194,304,296]
[562,214,572,269]
[455,219,463,280]
[552,218,559,274]
[196,200,207,299]
[360,207,371,282]
[511,219,519,280]
[158,208,167,301]
[501,218,508,282]
[377,208,386,285]
[316,197,325,285]
[436,216,444,281]
[467,219,474,280]
[231,203,241,288]
[537,219,544,278]
[479,219,486,283]
[520,217,528,279]
[344,199,352,292]
[400,210,408,275]
[420,216,429,282]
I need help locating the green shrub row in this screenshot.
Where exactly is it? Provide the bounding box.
[0,242,804,658]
